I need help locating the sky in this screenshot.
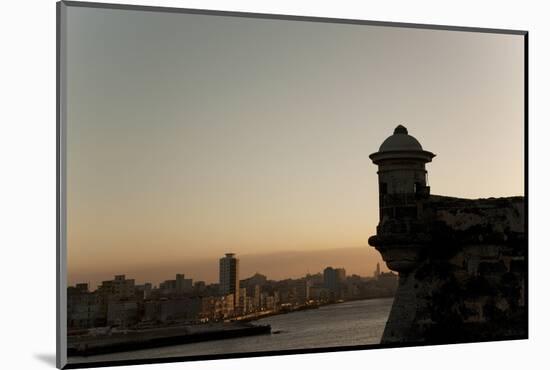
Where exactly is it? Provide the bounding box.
[65,6,524,288]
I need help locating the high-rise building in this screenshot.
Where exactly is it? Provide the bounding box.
[324,267,335,291]
[219,253,239,307]
[374,262,381,279]
[324,267,346,289]
[335,268,346,281]
[324,267,346,298]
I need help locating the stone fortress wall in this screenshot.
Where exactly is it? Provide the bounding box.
[368,126,526,344]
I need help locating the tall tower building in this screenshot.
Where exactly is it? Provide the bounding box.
[219,253,239,307]
[323,267,346,292]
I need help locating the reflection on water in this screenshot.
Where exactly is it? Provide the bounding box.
[69,297,393,364]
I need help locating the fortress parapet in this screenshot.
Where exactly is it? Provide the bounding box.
[368,126,526,344]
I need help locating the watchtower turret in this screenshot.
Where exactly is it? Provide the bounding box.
[368,125,435,272]
[369,125,435,221]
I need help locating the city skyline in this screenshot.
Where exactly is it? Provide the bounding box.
[69,248,390,290]
[66,7,524,286]
[68,266,387,293]
[67,249,398,347]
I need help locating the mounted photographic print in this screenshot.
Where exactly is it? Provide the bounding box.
[56,1,528,368]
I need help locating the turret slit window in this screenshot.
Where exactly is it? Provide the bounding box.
[380,182,388,195]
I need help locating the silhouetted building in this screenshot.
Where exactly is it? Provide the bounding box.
[67,286,105,329]
[135,283,152,299]
[219,253,239,307]
[97,275,135,299]
[107,300,138,327]
[323,267,346,301]
[335,268,346,281]
[295,279,311,304]
[159,279,177,294]
[175,274,193,294]
[193,281,206,294]
[145,297,201,323]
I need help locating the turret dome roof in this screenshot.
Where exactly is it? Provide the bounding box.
[379,125,423,152]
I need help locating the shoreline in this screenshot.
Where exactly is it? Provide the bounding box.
[243,295,394,323]
[68,296,394,358]
[68,322,271,357]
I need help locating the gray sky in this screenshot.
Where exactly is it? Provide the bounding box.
[66,6,524,287]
